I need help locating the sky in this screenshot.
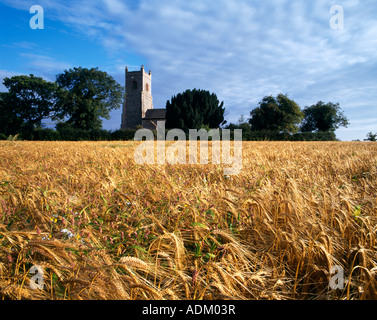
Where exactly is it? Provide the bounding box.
[0,0,376,141]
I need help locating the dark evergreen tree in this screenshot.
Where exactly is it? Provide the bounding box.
[165,89,226,132]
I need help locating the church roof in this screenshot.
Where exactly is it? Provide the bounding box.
[144,109,166,120]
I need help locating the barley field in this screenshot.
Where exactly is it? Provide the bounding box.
[0,141,376,300]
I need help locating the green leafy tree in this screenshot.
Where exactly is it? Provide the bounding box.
[0,75,59,135]
[55,67,123,131]
[165,89,226,132]
[0,92,19,135]
[301,101,349,132]
[365,132,377,142]
[249,94,303,133]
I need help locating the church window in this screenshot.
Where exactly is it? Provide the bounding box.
[132,81,137,90]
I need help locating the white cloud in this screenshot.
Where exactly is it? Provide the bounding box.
[0,69,23,91]
[2,0,376,140]
[0,69,23,79]
[20,53,72,76]
[103,0,129,15]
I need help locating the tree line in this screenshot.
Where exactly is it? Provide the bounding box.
[1,66,371,141]
[166,91,350,141]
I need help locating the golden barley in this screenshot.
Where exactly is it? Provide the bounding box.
[0,141,376,299]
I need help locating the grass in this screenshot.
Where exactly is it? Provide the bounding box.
[0,140,376,300]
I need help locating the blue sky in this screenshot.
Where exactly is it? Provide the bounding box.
[0,0,376,141]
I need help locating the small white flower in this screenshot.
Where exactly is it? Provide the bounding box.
[61,229,74,239]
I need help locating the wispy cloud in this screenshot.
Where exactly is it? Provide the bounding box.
[0,53,72,90]
[20,53,72,78]
[2,41,38,50]
[1,0,376,140]
[0,69,23,91]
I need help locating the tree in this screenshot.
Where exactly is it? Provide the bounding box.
[301,101,349,132]
[365,132,377,142]
[0,75,59,135]
[0,92,18,135]
[249,94,303,133]
[55,67,123,131]
[165,89,226,132]
[226,115,251,130]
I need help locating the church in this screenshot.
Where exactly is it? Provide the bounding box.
[121,65,166,130]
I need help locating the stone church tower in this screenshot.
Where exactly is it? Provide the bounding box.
[121,65,166,130]
[121,65,153,129]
